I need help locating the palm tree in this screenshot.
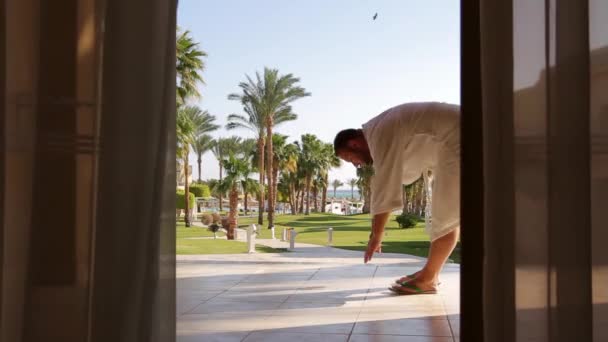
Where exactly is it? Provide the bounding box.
[211,137,242,212]
[241,178,259,216]
[238,139,260,216]
[319,143,341,212]
[176,107,196,227]
[192,134,214,182]
[298,134,324,215]
[357,164,375,214]
[348,178,358,199]
[176,28,207,104]
[207,178,221,199]
[312,174,326,212]
[175,27,208,225]
[184,106,218,188]
[277,141,301,214]
[270,134,300,220]
[216,154,250,240]
[228,68,310,228]
[331,179,344,198]
[226,101,267,225]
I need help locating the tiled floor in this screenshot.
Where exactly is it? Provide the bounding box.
[177,242,460,342]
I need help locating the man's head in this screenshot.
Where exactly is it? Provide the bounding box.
[333,129,373,167]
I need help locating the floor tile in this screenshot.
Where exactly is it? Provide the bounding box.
[177,313,273,332]
[349,335,453,342]
[177,298,206,316]
[215,288,296,303]
[449,319,460,337]
[187,298,282,315]
[241,275,312,283]
[242,332,349,342]
[263,305,361,334]
[353,318,452,336]
[286,290,369,304]
[177,330,250,342]
[358,305,447,321]
[177,290,223,301]
[176,250,459,339]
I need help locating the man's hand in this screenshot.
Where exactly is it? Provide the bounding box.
[364,233,383,263]
[364,212,390,264]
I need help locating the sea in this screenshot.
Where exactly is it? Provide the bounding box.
[330,189,361,200]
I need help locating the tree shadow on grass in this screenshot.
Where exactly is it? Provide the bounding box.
[285,221,365,228]
[334,241,461,263]
[274,214,370,223]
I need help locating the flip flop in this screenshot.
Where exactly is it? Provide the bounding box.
[388,280,438,295]
[394,272,441,286]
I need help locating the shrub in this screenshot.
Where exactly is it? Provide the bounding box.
[395,212,419,229]
[189,184,211,198]
[211,212,221,224]
[201,213,213,225]
[208,223,221,239]
[176,190,196,210]
[221,217,229,229]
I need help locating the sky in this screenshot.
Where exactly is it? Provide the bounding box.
[178,0,460,187]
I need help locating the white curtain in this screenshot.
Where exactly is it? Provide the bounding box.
[1,0,177,341]
[471,0,608,341]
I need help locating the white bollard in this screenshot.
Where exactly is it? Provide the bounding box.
[270,226,276,240]
[247,224,256,253]
[282,228,287,241]
[327,227,333,246]
[289,228,297,250]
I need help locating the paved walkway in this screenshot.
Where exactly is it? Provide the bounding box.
[177,230,460,342]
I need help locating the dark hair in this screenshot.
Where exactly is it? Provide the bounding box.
[333,129,363,154]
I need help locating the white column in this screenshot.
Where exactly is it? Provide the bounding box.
[423,170,433,230]
[289,228,297,250]
[247,224,256,253]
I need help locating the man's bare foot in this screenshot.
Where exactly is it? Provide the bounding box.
[394,271,421,284]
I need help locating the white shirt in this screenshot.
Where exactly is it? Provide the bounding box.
[361,102,460,215]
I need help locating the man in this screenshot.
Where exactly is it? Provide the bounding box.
[333,102,460,295]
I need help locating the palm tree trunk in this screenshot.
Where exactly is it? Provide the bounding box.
[290,184,296,215]
[218,161,223,212]
[257,138,265,225]
[362,184,371,214]
[305,175,311,215]
[299,187,305,214]
[266,119,275,228]
[227,186,238,240]
[197,154,202,182]
[184,150,191,227]
[402,185,409,214]
[415,180,423,216]
[272,166,279,218]
[421,181,427,217]
[244,190,249,215]
[321,174,328,213]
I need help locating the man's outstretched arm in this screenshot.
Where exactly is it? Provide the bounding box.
[364,212,390,263]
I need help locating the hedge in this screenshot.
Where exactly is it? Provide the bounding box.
[176,190,196,210]
[189,184,211,198]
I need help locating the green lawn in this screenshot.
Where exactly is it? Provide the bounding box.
[176,223,287,254]
[238,213,461,263]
